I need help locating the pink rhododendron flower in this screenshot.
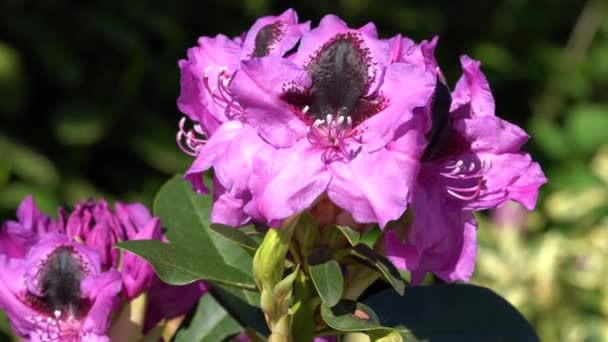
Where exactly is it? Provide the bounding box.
[59,198,206,326]
[386,55,547,283]
[0,196,207,339]
[177,9,310,226]
[223,14,435,228]
[63,199,163,300]
[0,199,121,341]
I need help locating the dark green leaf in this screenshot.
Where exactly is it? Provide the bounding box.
[145,175,256,288]
[210,223,259,252]
[174,294,242,342]
[334,225,360,246]
[351,244,406,295]
[153,175,212,249]
[116,240,255,289]
[308,247,344,307]
[363,284,539,341]
[211,285,269,337]
[320,300,394,335]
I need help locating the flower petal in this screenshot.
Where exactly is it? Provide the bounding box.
[240,8,310,59]
[80,270,122,336]
[455,115,529,154]
[211,176,252,227]
[184,120,246,193]
[0,256,36,338]
[292,14,390,94]
[121,218,162,300]
[143,280,207,332]
[245,143,331,227]
[231,57,310,147]
[359,63,435,152]
[390,35,439,72]
[467,152,547,211]
[450,55,495,118]
[177,34,242,129]
[406,183,478,283]
[384,230,420,271]
[327,149,409,228]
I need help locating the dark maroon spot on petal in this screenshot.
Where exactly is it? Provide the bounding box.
[251,21,286,57]
[306,33,374,121]
[423,79,453,161]
[429,129,472,161]
[38,247,86,317]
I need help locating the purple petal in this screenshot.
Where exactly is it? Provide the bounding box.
[455,115,529,154]
[24,233,103,296]
[143,279,207,332]
[231,57,310,148]
[240,8,310,59]
[327,149,409,228]
[292,14,390,94]
[211,178,252,227]
[384,230,420,271]
[184,120,245,193]
[0,196,59,258]
[467,152,547,211]
[403,182,478,283]
[390,35,439,72]
[177,34,241,128]
[0,256,36,337]
[450,55,495,117]
[80,270,123,336]
[506,160,546,210]
[114,202,154,239]
[121,218,161,300]
[245,143,331,227]
[359,63,435,152]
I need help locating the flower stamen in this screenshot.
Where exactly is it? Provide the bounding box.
[439,159,492,201]
[201,67,244,120]
[176,117,207,157]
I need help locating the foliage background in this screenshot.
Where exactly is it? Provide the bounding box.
[0,0,607,341]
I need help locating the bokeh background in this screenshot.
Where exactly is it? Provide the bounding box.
[1,0,607,341]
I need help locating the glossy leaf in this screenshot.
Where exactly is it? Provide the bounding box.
[174,294,242,342]
[351,244,406,296]
[116,240,256,289]
[334,225,360,246]
[212,285,269,337]
[363,284,539,341]
[124,175,257,289]
[309,247,344,307]
[210,223,259,252]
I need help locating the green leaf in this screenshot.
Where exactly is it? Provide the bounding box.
[174,294,242,342]
[116,240,255,289]
[334,225,360,246]
[363,284,539,341]
[351,244,406,296]
[210,223,259,252]
[153,175,213,249]
[360,226,381,248]
[139,175,255,288]
[212,285,269,337]
[320,300,401,339]
[308,247,344,307]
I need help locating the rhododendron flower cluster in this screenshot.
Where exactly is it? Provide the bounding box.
[0,196,205,341]
[177,9,546,282]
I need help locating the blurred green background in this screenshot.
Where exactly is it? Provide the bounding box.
[0,0,607,341]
